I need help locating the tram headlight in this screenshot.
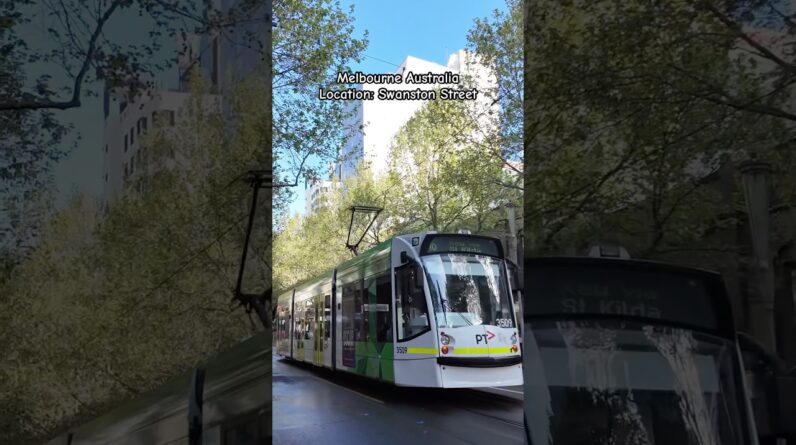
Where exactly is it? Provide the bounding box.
[440,332,451,345]
[511,332,518,345]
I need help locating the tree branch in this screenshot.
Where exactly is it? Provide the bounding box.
[0,1,122,111]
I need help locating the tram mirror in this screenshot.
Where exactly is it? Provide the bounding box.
[506,261,521,291]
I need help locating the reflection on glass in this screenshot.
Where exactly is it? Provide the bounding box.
[423,254,514,328]
[524,321,748,445]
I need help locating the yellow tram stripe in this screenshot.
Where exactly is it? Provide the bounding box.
[450,346,515,354]
[406,347,437,354]
[451,347,489,354]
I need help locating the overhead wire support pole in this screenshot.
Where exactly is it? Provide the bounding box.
[345,205,383,256]
[233,169,292,330]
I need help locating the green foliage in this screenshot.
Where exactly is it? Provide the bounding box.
[272,0,368,220]
[523,0,796,260]
[387,97,517,233]
[272,3,524,289]
[274,95,521,290]
[467,0,523,162]
[0,74,269,443]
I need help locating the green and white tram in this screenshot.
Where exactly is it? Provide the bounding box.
[275,231,523,388]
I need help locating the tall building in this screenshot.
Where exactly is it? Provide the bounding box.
[335,50,498,184]
[101,0,268,205]
[304,179,334,215]
[101,89,220,203]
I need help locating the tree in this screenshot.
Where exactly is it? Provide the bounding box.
[272,0,367,220]
[0,1,268,111]
[387,97,517,233]
[0,0,269,259]
[467,0,523,175]
[0,73,271,444]
[523,0,796,258]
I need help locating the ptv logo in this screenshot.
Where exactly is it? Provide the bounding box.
[475,331,496,344]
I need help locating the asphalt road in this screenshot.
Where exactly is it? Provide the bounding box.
[273,356,524,445]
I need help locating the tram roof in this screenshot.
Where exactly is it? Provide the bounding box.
[275,231,506,300]
[276,238,392,300]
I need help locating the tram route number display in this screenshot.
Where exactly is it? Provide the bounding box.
[526,264,719,331]
[421,235,501,257]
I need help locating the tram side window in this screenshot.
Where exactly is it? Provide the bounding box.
[355,280,365,342]
[324,294,331,339]
[364,274,393,343]
[304,300,313,340]
[294,305,302,341]
[396,264,430,341]
[376,274,392,342]
[277,308,285,340]
[342,282,356,342]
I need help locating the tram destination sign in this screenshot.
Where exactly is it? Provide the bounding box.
[421,235,502,257]
[525,263,720,331]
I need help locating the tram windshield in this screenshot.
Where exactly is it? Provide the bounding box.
[523,320,749,445]
[422,254,515,328]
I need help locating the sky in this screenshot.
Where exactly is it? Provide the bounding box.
[283,0,508,217]
[48,1,508,213]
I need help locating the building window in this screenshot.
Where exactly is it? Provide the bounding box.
[124,163,128,178]
[130,156,135,173]
[166,110,175,126]
[137,116,148,134]
[130,127,134,145]
[152,111,158,125]
[124,135,128,152]
[104,144,108,153]
[212,36,219,88]
[104,173,108,183]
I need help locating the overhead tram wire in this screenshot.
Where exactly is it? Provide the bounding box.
[115,211,252,322]
[362,54,402,68]
[112,168,273,322]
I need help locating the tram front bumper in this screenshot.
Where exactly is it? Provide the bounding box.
[437,357,523,388]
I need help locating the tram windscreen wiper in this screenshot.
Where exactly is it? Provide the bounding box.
[436,280,449,328]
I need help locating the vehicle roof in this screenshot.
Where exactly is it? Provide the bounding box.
[45,331,270,444]
[525,256,721,277]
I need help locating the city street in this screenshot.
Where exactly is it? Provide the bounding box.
[273,357,524,445]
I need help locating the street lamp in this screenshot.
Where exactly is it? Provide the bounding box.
[740,158,777,354]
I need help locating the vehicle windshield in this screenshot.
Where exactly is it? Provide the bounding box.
[523,320,750,445]
[422,253,515,328]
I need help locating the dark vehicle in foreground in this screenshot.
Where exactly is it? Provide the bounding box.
[523,248,796,445]
[44,332,270,445]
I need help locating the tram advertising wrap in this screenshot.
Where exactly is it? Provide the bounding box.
[275,231,523,388]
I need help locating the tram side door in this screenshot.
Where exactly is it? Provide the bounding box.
[392,260,440,387]
[304,299,314,363]
[313,293,324,366]
[323,294,332,367]
[293,297,303,360]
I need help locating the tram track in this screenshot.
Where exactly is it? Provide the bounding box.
[275,357,524,444]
